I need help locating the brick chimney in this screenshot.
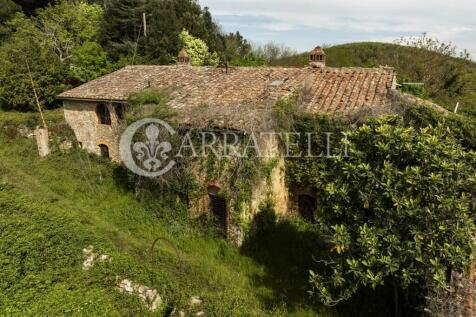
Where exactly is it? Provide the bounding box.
[309,46,326,68]
[177,48,190,65]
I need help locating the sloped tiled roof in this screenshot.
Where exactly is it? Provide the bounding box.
[58,65,396,117]
[300,67,396,114]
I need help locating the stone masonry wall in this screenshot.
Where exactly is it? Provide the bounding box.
[63,102,290,244]
[63,100,124,162]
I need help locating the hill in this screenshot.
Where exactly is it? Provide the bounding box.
[272,42,476,117]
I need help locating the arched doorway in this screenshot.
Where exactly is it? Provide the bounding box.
[98,144,110,159]
[207,185,227,237]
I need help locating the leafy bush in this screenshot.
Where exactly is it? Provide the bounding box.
[287,115,476,306]
[179,29,219,66]
[126,89,177,121]
[401,103,476,150]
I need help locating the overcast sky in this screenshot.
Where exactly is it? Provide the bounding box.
[200,0,476,59]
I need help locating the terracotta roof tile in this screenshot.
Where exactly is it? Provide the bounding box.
[58,65,396,118]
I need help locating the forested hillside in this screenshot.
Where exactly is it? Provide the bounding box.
[273,42,476,118]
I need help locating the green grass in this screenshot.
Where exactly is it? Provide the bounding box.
[0,108,64,127]
[0,112,337,316]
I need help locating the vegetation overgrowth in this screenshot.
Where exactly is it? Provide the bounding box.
[0,110,339,316]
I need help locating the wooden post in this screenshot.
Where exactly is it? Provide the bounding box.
[26,59,50,157]
[454,102,460,113]
[26,60,47,130]
[143,12,147,37]
[467,257,474,317]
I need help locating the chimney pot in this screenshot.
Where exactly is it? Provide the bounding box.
[309,46,326,68]
[177,48,190,65]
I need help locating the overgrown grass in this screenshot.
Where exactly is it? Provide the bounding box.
[0,112,336,316]
[0,109,64,128]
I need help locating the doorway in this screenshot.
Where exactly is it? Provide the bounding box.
[208,186,227,237]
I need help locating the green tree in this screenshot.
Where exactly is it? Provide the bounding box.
[179,29,218,66]
[287,115,476,306]
[101,0,229,64]
[69,41,113,83]
[0,13,68,110]
[100,0,145,61]
[0,1,106,109]
[144,0,222,64]
[35,0,103,62]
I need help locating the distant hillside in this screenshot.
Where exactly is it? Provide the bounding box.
[272,42,476,117]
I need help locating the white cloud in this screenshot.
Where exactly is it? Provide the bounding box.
[261,23,297,32]
[200,0,476,58]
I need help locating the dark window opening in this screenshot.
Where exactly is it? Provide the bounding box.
[98,144,110,159]
[114,103,125,121]
[208,186,227,237]
[298,194,316,222]
[96,103,111,125]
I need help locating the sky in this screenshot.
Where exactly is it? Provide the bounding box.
[200,0,476,59]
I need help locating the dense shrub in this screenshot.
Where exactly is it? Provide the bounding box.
[287,115,476,307]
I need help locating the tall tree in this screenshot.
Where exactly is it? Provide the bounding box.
[0,1,108,109]
[0,13,68,110]
[101,0,225,64]
[100,0,145,61]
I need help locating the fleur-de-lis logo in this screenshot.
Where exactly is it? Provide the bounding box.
[120,118,176,177]
[133,124,172,172]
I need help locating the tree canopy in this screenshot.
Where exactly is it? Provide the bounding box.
[0,1,111,110]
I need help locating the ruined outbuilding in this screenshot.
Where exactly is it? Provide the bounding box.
[58,47,398,243]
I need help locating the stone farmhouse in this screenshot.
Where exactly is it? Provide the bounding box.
[58,47,399,242]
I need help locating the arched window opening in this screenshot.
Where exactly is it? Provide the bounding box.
[96,103,111,125]
[208,185,227,237]
[114,103,125,121]
[298,194,316,222]
[98,144,110,159]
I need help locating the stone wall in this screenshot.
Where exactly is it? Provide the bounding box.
[63,101,291,244]
[63,100,124,162]
[250,134,289,216]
